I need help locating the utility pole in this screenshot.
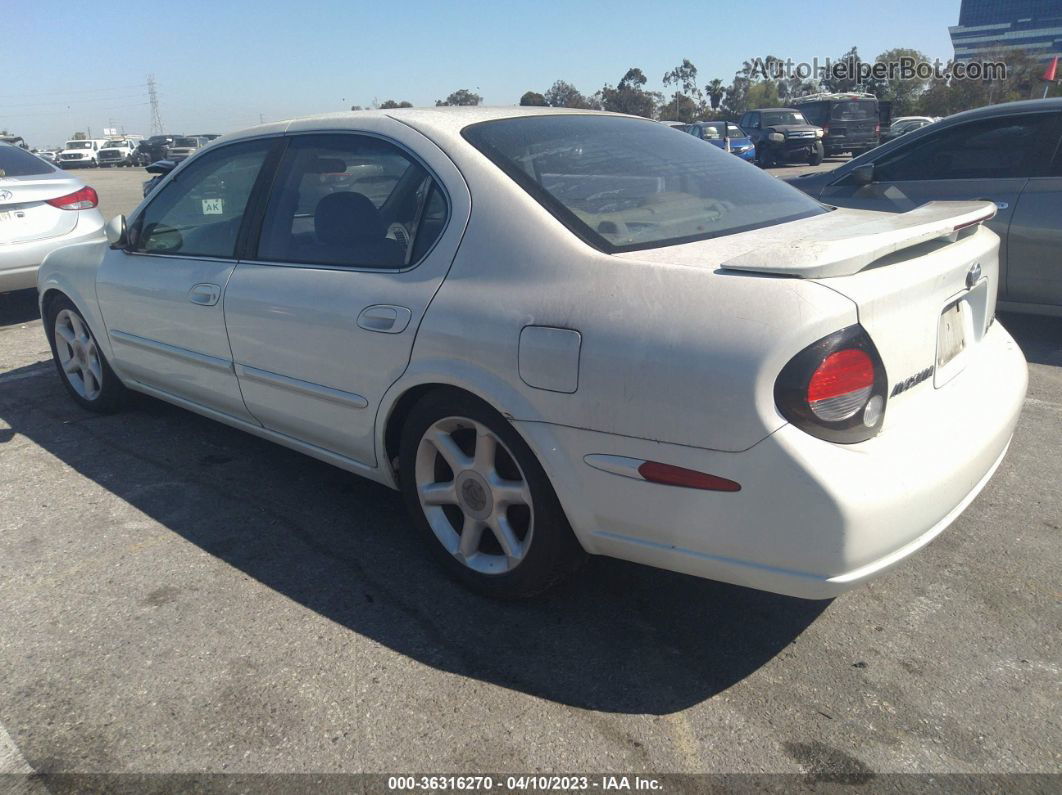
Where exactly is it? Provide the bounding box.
[147,74,164,134]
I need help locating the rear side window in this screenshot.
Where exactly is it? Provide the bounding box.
[463,115,826,252]
[874,113,1055,182]
[256,134,446,269]
[0,145,53,177]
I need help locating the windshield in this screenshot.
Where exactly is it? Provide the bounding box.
[831,100,876,121]
[463,115,826,252]
[172,137,198,148]
[103,140,126,148]
[0,145,54,176]
[66,141,92,150]
[701,122,745,139]
[761,111,808,127]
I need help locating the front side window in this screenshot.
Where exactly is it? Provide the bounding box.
[463,115,827,252]
[256,134,446,269]
[873,113,1056,182]
[132,139,273,257]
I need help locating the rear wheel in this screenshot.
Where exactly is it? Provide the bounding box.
[44,296,126,413]
[399,390,584,598]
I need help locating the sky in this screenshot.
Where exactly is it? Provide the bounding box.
[5,0,961,148]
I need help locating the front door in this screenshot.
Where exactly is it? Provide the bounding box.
[223,121,470,466]
[96,137,277,420]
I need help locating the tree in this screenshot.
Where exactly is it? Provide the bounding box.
[519,91,548,106]
[820,46,863,93]
[436,89,482,106]
[72,132,87,140]
[658,92,700,123]
[917,47,1046,116]
[863,48,932,116]
[378,99,413,109]
[597,68,658,117]
[705,78,726,110]
[544,80,599,109]
[661,59,705,121]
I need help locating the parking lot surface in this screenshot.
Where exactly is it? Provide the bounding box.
[0,166,1059,779]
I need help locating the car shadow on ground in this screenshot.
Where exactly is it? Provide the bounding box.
[0,288,41,326]
[999,312,1062,367]
[0,355,829,715]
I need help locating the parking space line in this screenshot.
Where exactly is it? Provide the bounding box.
[0,721,33,775]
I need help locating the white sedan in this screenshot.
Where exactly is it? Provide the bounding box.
[1,142,104,293]
[37,107,1027,599]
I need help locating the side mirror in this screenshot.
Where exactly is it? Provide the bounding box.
[851,163,875,187]
[105,214,127,247]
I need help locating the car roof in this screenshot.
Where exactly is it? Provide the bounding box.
[752,108,801,113]
[942,97,1062,122]
[221,106,637,143]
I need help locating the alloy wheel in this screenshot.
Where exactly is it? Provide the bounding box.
[53,309,103,401]
[414,416,534,574]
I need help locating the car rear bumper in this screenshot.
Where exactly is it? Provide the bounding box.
[0,212,106,292]
[517,321,1026,599]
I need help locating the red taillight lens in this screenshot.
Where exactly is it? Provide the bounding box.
[45,186,98,210]
[807,349,874,421]
[775,325,888,444]
[875,123,880,135]
[637,461,742,492]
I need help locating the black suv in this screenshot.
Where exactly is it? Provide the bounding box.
[738,108,824,167]
[137,135,183,164]
[789,94,879,156]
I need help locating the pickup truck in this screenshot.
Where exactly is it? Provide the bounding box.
[97,139,142,168]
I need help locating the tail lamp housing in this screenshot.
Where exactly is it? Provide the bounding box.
[46,186,98,210]
[775,325,888,444]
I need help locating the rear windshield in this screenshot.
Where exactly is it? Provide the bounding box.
[463,115,825,252]
[172,138,198,147]
[0,145,54,177]
[831,100,876,121]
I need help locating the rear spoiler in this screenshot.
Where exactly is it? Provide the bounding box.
[721,201,996,279]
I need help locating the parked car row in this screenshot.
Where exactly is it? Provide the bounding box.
[52,134,220,169]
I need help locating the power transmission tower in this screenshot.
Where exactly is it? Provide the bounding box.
[147,75,164,134]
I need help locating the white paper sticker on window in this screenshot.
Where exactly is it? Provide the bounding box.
[202,198,224,215]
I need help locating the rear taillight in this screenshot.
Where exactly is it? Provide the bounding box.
[775,326,888,444]
[45,186,98,210]
[875,123,880,135]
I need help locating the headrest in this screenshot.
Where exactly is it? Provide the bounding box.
[306,157,347,174]
[314,192,385,245]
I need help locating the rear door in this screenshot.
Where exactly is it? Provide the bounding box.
[96,137,279,420]
[828,99,878,151]
[820,110,1060,301]
[223,119,471,467]
[1003,114,1062,308]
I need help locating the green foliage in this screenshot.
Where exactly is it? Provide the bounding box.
[436,89,482,107]
[519,91,548,106]
[378,99,413,109]
[598,68,659,117]
[544,80,600,109]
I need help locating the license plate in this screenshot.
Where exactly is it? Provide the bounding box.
[937,302,965,368]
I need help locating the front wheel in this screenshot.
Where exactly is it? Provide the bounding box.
[756,145,774,168]
[45,296,126,413]
[399,390,584,598]
[808,143,824,166]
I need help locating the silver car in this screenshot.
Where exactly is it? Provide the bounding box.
[787,98,1062,316]
[0,142,105,292]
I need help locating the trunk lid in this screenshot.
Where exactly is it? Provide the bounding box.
[0,175,82,244]
[722,200,999,411]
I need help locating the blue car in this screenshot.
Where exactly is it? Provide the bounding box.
[680,121,756,162]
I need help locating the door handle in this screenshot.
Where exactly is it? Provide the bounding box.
[357,304,411,334]
[188,283,221,306]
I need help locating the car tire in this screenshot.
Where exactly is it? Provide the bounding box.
[399,389,585,598]
[44,295,126,414]
[808,145,824,166]
[756,145,773,168]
